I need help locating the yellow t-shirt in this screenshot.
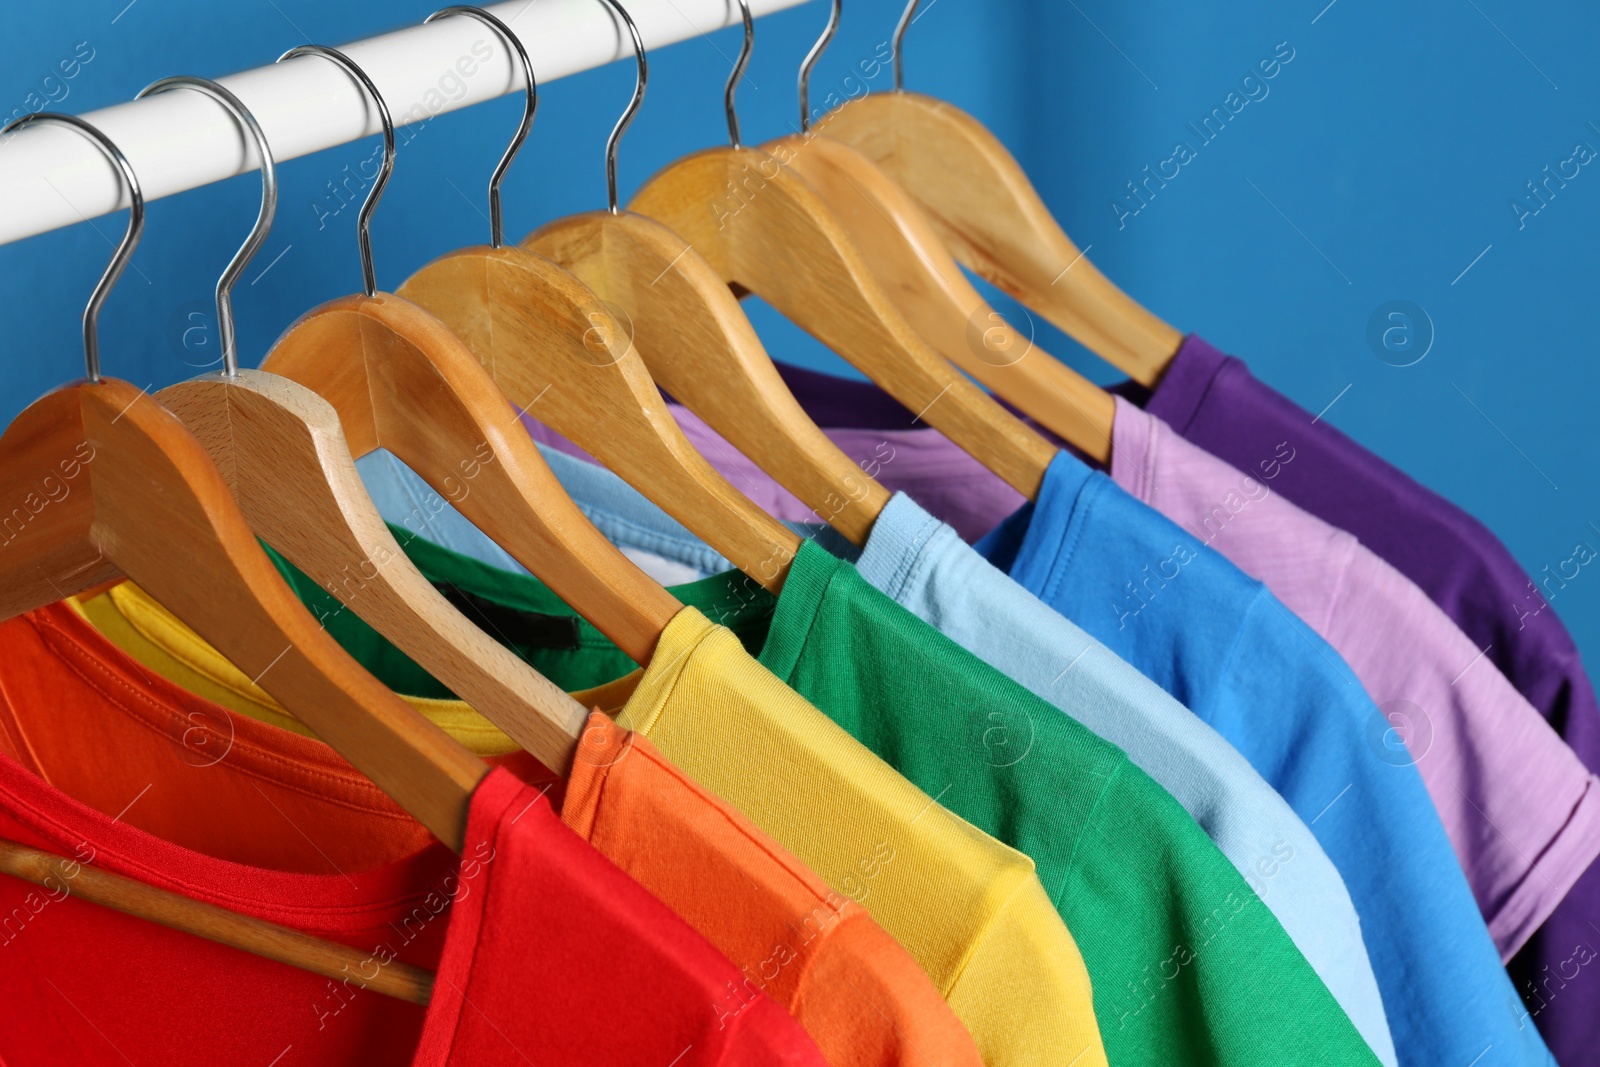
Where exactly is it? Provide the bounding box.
[75,584,1107,1067]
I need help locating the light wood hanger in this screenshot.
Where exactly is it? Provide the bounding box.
[523,0,890,546]
[398,7,802,592]
[770,2,1113,462]
[628,0,1055,499]
[140,77,589,773]
[256,46,679,666]
[814,1,1184,388]
[0,113,485,846]
[0,838,433,1003]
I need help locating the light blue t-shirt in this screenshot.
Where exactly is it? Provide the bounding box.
[354,448,1396,1065]
[975,452,1553,1067]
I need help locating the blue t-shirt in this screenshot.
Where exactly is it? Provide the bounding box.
[355,448,1396,1064]
[976,452,1553,1067]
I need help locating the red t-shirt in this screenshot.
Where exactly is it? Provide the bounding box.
[0,603,825,1066]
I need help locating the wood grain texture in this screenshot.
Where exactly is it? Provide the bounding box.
[525,211,891,546]
[0,837,434,1004]
[0,378,485,850]
[398,245,802,593]
[157,370,588,776]
[260,293,681,666]
[770,133,1115,464]
[819,93,1183,388]
[629,144,1054,500]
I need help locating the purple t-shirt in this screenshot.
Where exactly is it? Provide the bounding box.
[1111,395,1600,960]
[1122,335,1600,1058]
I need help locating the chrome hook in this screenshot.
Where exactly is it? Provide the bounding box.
[0,113,144,384]
[592,0,648,214]
[135,77,277,378]
[725,0,754,148]
[798,0,841,133]
[277,45,395,298]
[425,6,536,248]
[893,0,920,90]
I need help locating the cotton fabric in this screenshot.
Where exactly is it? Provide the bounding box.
[347,447,1395,1066]
[0,603,826,1067]
[1110,396,1600,959]
[563,711,985,1067]
[1122,335,1600,1060]
[108,497,1382,1067]
[974,451,1556,1067]
[612,606,1110,1067]
[168,447,1401,1067]
[68,582,1078,1065]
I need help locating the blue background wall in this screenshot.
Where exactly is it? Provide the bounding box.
[3,0,1597,669]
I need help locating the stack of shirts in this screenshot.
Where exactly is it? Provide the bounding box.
[8,333,1594,1066]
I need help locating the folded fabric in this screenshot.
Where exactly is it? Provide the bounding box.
[1111,396,1600,959]
[563,710,986,1067]
[974,451,1555,1067]
[70,583,985,1065]
[602,607,1110,1067]
[1120,334,1600,1060]
[104,481,1386,1067]
[0,604,826,1067]
[75,584,1105,1067]
[348,448,1396,1066]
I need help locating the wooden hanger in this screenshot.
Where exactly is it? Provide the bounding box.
[0,114,485,850]
[141,77,589,773]
[524,0,890,546]
[398,7,801,592]
[629,0,1055,499]
[814,2,1184,388]
[770,138,1115,460]
[0,838,433,1003]
[257,46,679,666]
[767,5,1112,461]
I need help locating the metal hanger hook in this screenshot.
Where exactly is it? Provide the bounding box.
[798,0,841,133]
[425,5,536,248]
[593,0,648,214]
[1,113,144,384]
[135,77,277,378]
[277,45,395,297]
[893,0,920,90]
[725,0,754,148]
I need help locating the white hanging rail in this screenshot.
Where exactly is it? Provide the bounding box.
[0,0,808,247]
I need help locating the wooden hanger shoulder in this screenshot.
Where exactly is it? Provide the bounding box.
[525,210,891,546]
[398,244,803,592]
[0,378,484,849]
[630,145,1055,499]
[261,292,682,666]
[772,132,1114,463]
[819,92,1182,387]
[156,369,589,774]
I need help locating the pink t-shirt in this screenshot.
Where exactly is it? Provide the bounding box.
[1110,396,1600,959]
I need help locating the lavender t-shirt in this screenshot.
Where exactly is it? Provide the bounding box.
[1110,397,1600,960]
[1122,335,1600,1057]
[516,364,1025,545]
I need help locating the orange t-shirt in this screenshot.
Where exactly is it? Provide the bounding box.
[563,713,983,1067]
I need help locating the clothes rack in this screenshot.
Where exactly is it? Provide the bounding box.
[0,0,807,247]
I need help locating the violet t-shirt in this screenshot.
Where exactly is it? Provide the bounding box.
[1122,335,1600,1057]
[1110,396,1600,960]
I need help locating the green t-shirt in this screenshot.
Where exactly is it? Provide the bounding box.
[270,529,1376,1067]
